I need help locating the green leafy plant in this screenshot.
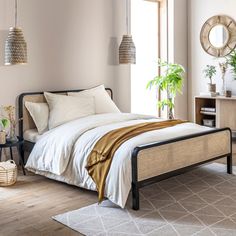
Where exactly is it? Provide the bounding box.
[227,50,236,79]
[2,106,18,141]
[202,65,216,84]
[0,118,10,131]
[146,60,185,119]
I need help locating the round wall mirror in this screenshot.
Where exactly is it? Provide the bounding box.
[200,15,236,57]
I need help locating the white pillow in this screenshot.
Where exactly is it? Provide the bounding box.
[44,92,95,129]
[68,85,120,114]
[25,102,49,135]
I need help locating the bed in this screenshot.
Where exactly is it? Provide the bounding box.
[18,88,232,210]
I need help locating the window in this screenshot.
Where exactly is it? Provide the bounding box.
[131,0,168,116]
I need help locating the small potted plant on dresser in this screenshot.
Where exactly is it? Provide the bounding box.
[203,65,217,93]
[0,118,10,144]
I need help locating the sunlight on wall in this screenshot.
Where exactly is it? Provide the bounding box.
[131,0,158,116]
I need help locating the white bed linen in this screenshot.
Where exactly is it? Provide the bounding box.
[24,129,42,143]
[26,113,211,208]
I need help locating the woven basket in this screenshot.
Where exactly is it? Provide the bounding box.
[0,160,17,186]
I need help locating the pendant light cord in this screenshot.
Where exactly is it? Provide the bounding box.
[15,0,17,27]
[126,0,129,35]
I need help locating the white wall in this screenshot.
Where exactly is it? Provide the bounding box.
[188,0,236,120]
[0,0,130,112]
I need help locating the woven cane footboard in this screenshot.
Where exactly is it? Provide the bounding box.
[137,129,230,181]
[131,128,232,210]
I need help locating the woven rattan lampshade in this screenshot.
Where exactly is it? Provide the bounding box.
[119,35,136,64]
[5,27,27,65]
[119,0,136,64]
[5,0,27,65]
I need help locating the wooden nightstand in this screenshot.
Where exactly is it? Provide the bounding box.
[0,137,26,175]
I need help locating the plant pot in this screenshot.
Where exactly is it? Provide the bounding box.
[0,131,6,144]
[226,90,232,97]
[208,83,216,93]
[168,110,174,120]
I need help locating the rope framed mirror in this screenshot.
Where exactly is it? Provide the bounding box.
[200,15,236,57]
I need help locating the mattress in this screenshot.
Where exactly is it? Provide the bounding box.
[24,129,41,143]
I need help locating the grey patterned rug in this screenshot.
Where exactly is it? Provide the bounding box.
[53,163,236,236]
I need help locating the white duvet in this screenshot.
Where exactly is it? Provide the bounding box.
[26,113,210,208]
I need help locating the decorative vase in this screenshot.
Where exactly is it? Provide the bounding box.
[166,90,175,120]
[167,96,174,120]
[0,131,6,144]
[219,62,228,96]
[221,77,226,96]
[208,83,216,93]
[8,124,17,142]
[168,109,174,120]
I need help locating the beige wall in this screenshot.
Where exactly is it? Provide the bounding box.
[0,0,189,118]
[0,0,130,112]
[188,0,236,121]
[169,0,188,119]
[112,0,131,112]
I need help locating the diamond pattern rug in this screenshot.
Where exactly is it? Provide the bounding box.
[53,163,236,236]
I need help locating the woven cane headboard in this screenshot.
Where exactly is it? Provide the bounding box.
[18,88,113,140]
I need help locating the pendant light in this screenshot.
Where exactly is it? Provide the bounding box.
[5,0,27,65]
[119,0,136,64]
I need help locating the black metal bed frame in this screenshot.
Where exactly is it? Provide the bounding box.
[18,89,232,211]
[131,127,232,210]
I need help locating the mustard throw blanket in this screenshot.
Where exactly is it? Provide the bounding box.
[86,119,187,202]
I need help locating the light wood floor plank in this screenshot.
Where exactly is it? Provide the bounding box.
[0,170,97,236]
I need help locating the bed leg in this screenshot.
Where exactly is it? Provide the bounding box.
[19,143,25,165]
[227,154,233,174]
[132,182,140,210]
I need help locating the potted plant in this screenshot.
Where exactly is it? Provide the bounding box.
[3,106,17,141]
[227,50,236,79]
[0,118,10,144]
[146,60,185,119]
[203,65,217,93]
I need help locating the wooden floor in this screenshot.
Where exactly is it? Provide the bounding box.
[1,151,236,236]
[0,169,97,236]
